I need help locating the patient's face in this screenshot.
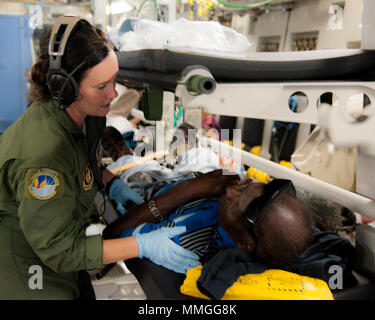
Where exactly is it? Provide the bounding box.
[218,179,264,253]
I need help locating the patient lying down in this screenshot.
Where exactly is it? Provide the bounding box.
[103,170,314,270]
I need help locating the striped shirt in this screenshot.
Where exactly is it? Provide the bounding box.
[120,197,237,262]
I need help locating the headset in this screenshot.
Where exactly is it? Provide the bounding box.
[47,16,90,108]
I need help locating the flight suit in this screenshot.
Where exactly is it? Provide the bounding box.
[0,100,105,299]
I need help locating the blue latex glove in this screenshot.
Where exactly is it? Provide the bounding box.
[135,226,200,274]
[109,178,144,214]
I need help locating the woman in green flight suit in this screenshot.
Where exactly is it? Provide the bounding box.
[0,16,201,300]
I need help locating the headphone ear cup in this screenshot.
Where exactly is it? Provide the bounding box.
[48,72,79,108]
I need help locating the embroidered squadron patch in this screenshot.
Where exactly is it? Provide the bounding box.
[82,163,94,191]
[28,169,60,200]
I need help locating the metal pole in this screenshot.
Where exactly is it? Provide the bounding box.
[201,136,375,219]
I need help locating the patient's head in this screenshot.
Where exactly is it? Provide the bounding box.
[218,178,313,266]
[102,126,133,161]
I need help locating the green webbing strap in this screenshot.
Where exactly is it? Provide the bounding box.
[141,84,163,121]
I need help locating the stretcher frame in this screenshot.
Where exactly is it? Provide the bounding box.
[172,66,375,219]
[116,0,375,297]
[127,71,375,297]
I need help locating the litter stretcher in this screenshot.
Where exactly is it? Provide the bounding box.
[113,46,375,300]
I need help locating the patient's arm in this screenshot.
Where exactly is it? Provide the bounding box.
[103,178,198,238]
[103,169,239,239]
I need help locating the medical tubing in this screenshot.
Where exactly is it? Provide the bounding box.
[136,0,163,20]
[215,0,274,9]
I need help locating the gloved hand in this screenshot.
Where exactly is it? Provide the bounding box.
[109,178,144,214]
[135,226,200,274]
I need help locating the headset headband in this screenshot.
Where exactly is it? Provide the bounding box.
[47,15,91,108]
[49,16,89,58]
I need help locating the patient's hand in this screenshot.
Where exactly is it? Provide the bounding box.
[190,169,240,198]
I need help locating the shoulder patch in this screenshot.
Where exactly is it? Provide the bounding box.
[27,168,62,200]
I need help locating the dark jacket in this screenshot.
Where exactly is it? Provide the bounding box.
[197,228,356,300]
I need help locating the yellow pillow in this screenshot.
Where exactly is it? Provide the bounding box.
[180,265,333,300]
